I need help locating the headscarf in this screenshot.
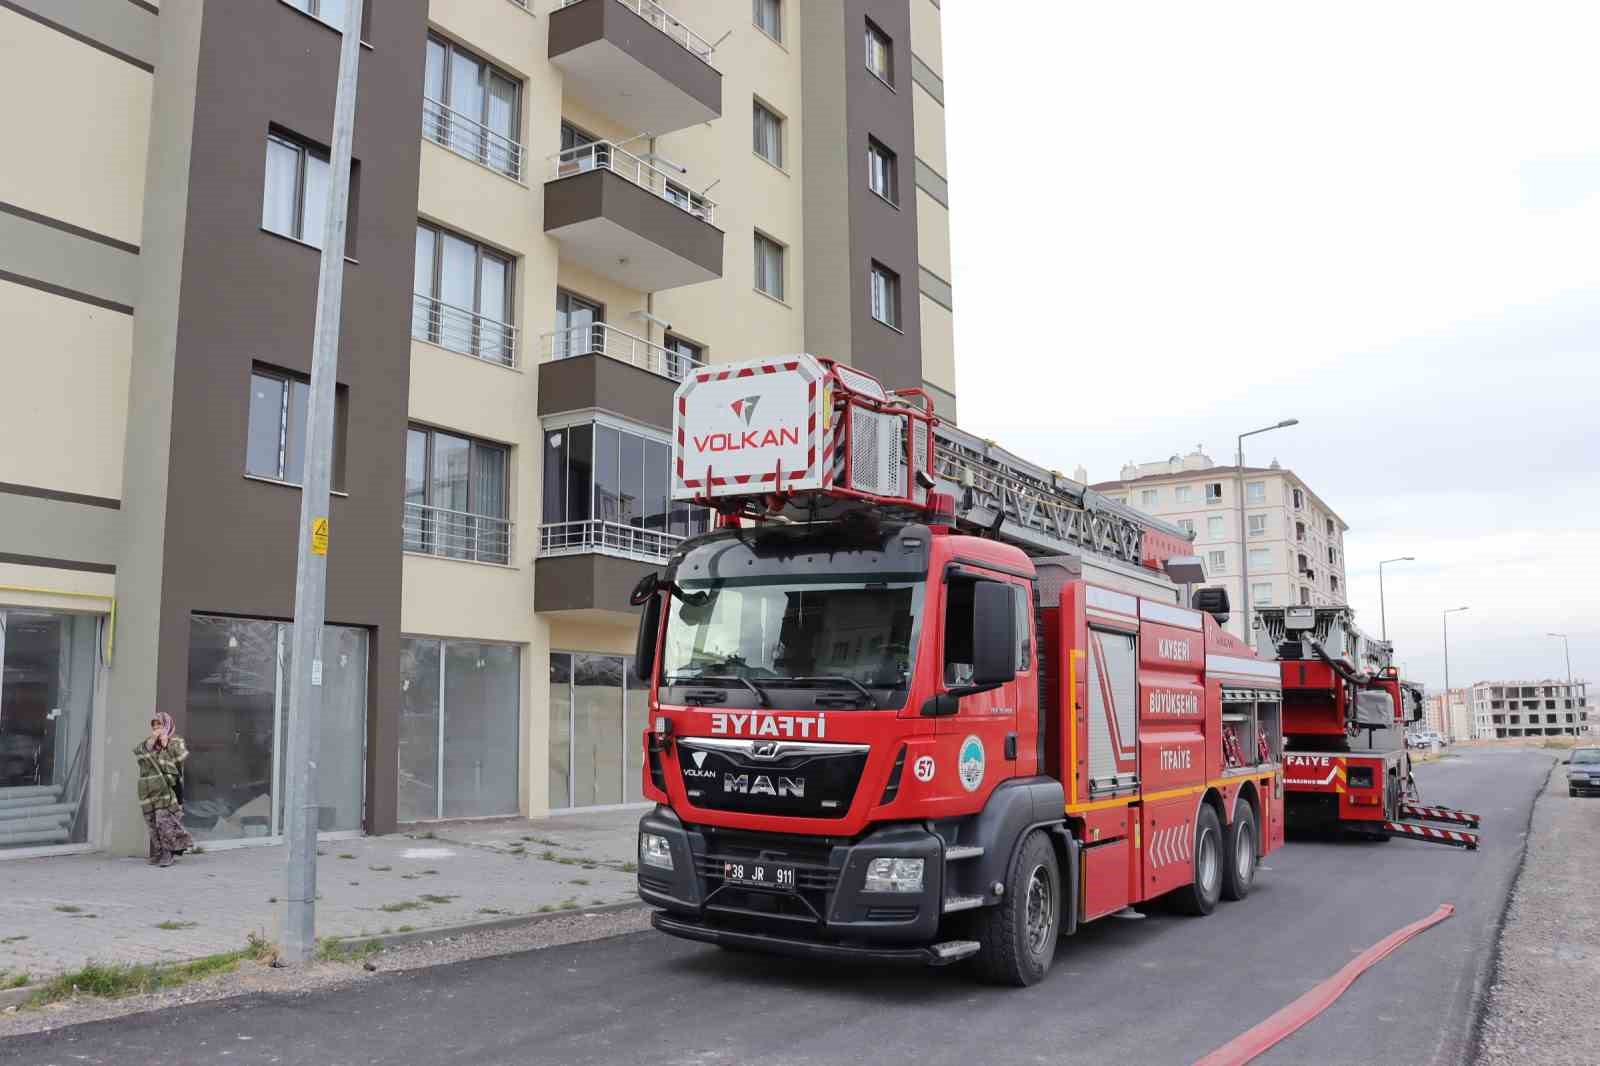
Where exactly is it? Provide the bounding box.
[152,711,176,750]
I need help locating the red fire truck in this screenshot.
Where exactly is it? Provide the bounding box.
[1255,606,1480,848]
[628,354,1286,985]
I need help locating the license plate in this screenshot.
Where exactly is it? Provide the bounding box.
[721,860,796,892]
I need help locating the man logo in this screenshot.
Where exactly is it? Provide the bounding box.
[692,751,708,769]
[729,396,761,425]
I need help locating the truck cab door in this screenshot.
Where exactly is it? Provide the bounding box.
[930,570,1023,803]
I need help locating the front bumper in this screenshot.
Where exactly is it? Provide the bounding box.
[1568,776,1600,796]
[636,806,944,948]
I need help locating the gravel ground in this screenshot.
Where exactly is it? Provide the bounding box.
[1474,757,1600,1064]
[0,905,651,1040]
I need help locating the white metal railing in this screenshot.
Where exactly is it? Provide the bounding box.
[557,0,714,63]
[422,97,525,182]
[542,323,703,382]
[412,293,519,368]
[404,502,513,565]
[538,519,682,563]
[550,141,717,225]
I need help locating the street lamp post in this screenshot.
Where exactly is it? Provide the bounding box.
[1377,556,1415,642]
[1548,632,1575,732]
[1442,606,1469,741]
[1236,419,1299,639]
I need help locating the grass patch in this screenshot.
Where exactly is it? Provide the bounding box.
[1,935,28,944]
[315,937,383,963]
[52,904,84,914]
[477,907,506,916]
[414,830,437,840]
[155,920,198,931]
[420,868,439,875]
[536,903,559,913]
[569,878,590,886]
[337,853,356,860]
[26,934,274,1008]
[379,900,425,913]
[1542,737,1579,749]
[368,864,393,872]
[417,894,457,905]
[400,874,419,881]
[67,914,99,920]
[5,973,29,990]
[397,924,417,933]
[620,861,637,874]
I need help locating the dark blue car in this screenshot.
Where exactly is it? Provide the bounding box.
[1567,747,1600,797]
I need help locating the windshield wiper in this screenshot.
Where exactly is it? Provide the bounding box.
[782,676,878,708]
[692,674,772,708]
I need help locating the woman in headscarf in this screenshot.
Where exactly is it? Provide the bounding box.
[134,712,194,867]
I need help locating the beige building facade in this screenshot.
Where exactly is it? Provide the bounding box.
[1470,680,1590,739]
[0,0,957,856]
[1092,448,1350,641]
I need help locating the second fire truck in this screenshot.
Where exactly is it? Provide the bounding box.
[628,354,1286,985]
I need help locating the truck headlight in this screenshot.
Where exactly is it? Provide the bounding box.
[864,857,924,893]
[640,832,674,871]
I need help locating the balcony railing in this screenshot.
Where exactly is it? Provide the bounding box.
[412,293,519,368]
[542,323,703,383]
[556,0,714,64]
[550,141,717,225]
[422,96,525,182]
[538,519,682,564]
[404,502,513,565]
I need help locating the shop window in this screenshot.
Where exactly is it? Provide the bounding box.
[548,651,646,809]
[398,637,520,821]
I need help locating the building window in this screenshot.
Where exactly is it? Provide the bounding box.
[752,0,782,42]
[1207,515,1224,539]
[185,616,367,842]
[1174,485,1192,504]
[1248,514,1267,537]
[1252,583,1273,607]
[865,18,893,85]
[1207,550,1226,574]
[549,651,647,809]
[1295,521,1306,542]
[245,367,347,490]
[1205,482,1223,503]
[1248,547,1270,570]
[1176,519,1195,536]
[399,638,520,821]
[870,262,900,328]
[754,232,786,299]
[867,138,898,204]
[413,222,515,366]
[1326,518,1335,537]
[1297,552,1310,573]
[551,289,604,358]
[281,0,363,34]
[423,35,522,180]
[1140,489,1158,508]
[1330,574,1340,595]
[542,421,708,560]
[1300,587,1311,606]
[753,100,784,167]
[263,133,334,248]
[1293,488,1305,509]
[0,609,100,850]
[664,334,704,375]
[1246,481,1266,503]
[404,426,511,565]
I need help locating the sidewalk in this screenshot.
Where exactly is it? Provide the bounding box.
[0,807,644,980]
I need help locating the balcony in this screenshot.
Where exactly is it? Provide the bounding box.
[545,142,723,291]
[422,96,525,183]
[403,502,513,566]
[412,293,519,368]
[534,520,682,613]
[549,0,721,135]
[543,322,702,383]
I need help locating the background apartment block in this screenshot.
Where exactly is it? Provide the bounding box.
[0,0,956,857]
[1470,680,1590,739]
[1092,447,1350,639]
[1423,688,1473,743]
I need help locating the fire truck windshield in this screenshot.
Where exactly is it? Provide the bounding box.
[661,580,923,708]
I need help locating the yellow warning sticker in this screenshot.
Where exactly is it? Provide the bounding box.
[311,516,329,556]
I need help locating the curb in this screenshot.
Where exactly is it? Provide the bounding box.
[326,899,648,953]
[0,986,32,1010]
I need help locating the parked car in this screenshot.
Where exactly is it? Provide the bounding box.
[1408,730,1444,749]
[1566,746,1600,797]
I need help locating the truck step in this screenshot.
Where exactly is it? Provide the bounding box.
[1379,820,1479,850]
[1399,804,1481,828]
[929,940,980,962]
[944,845,985,861]
[942,895,986,913]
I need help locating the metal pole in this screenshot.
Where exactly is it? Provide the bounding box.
[282,0,364,965]
[1442,612,1450,740]
[1232,419,1298,640]
[1377,556,1414,643]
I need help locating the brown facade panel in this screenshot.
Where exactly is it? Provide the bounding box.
[537,353,678,431]
[534,553,652,615]
[548,0,721,129]
[544,169,724,288]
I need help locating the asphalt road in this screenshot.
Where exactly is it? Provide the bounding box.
[4,748,1550,1066]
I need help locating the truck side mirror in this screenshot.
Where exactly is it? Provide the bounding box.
[634,593,662,682]
[970,580,1017,688]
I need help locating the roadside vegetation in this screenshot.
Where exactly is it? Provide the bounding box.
[24,933,275,1008]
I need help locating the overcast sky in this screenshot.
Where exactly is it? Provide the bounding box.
[942,2,1599,694]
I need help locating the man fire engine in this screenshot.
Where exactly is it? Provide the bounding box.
[1255,606,1480,848]
[628,354,1286,985]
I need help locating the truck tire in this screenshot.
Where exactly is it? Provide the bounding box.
[1173,806,1223,916]
[1221,801,1255,902]
[971,830,1059,987]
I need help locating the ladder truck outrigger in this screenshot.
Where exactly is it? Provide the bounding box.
[1255,606,1481,849]
[628,354,1287,985]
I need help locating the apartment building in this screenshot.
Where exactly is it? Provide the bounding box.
[0,0,957,856]
[1470,680,1590,739]
[1423,688,1473,742]
[1092,448,1350,640]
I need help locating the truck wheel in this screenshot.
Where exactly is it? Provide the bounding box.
[1221,801,1256,902]
[972,830,1059,987]
[1173,806,1223,916]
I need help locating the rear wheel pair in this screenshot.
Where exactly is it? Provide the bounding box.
[1174,801,1256,915]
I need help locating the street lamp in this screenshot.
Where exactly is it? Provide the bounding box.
[1236,419,1299,639]
[1377,556,1415,642]
[1548,633,1575,732]
[1442,606,1469,741]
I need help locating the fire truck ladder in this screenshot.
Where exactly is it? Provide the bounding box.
[931,423,1190,568]
[1399,803,1481,829]
[1376,820,1480,849]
